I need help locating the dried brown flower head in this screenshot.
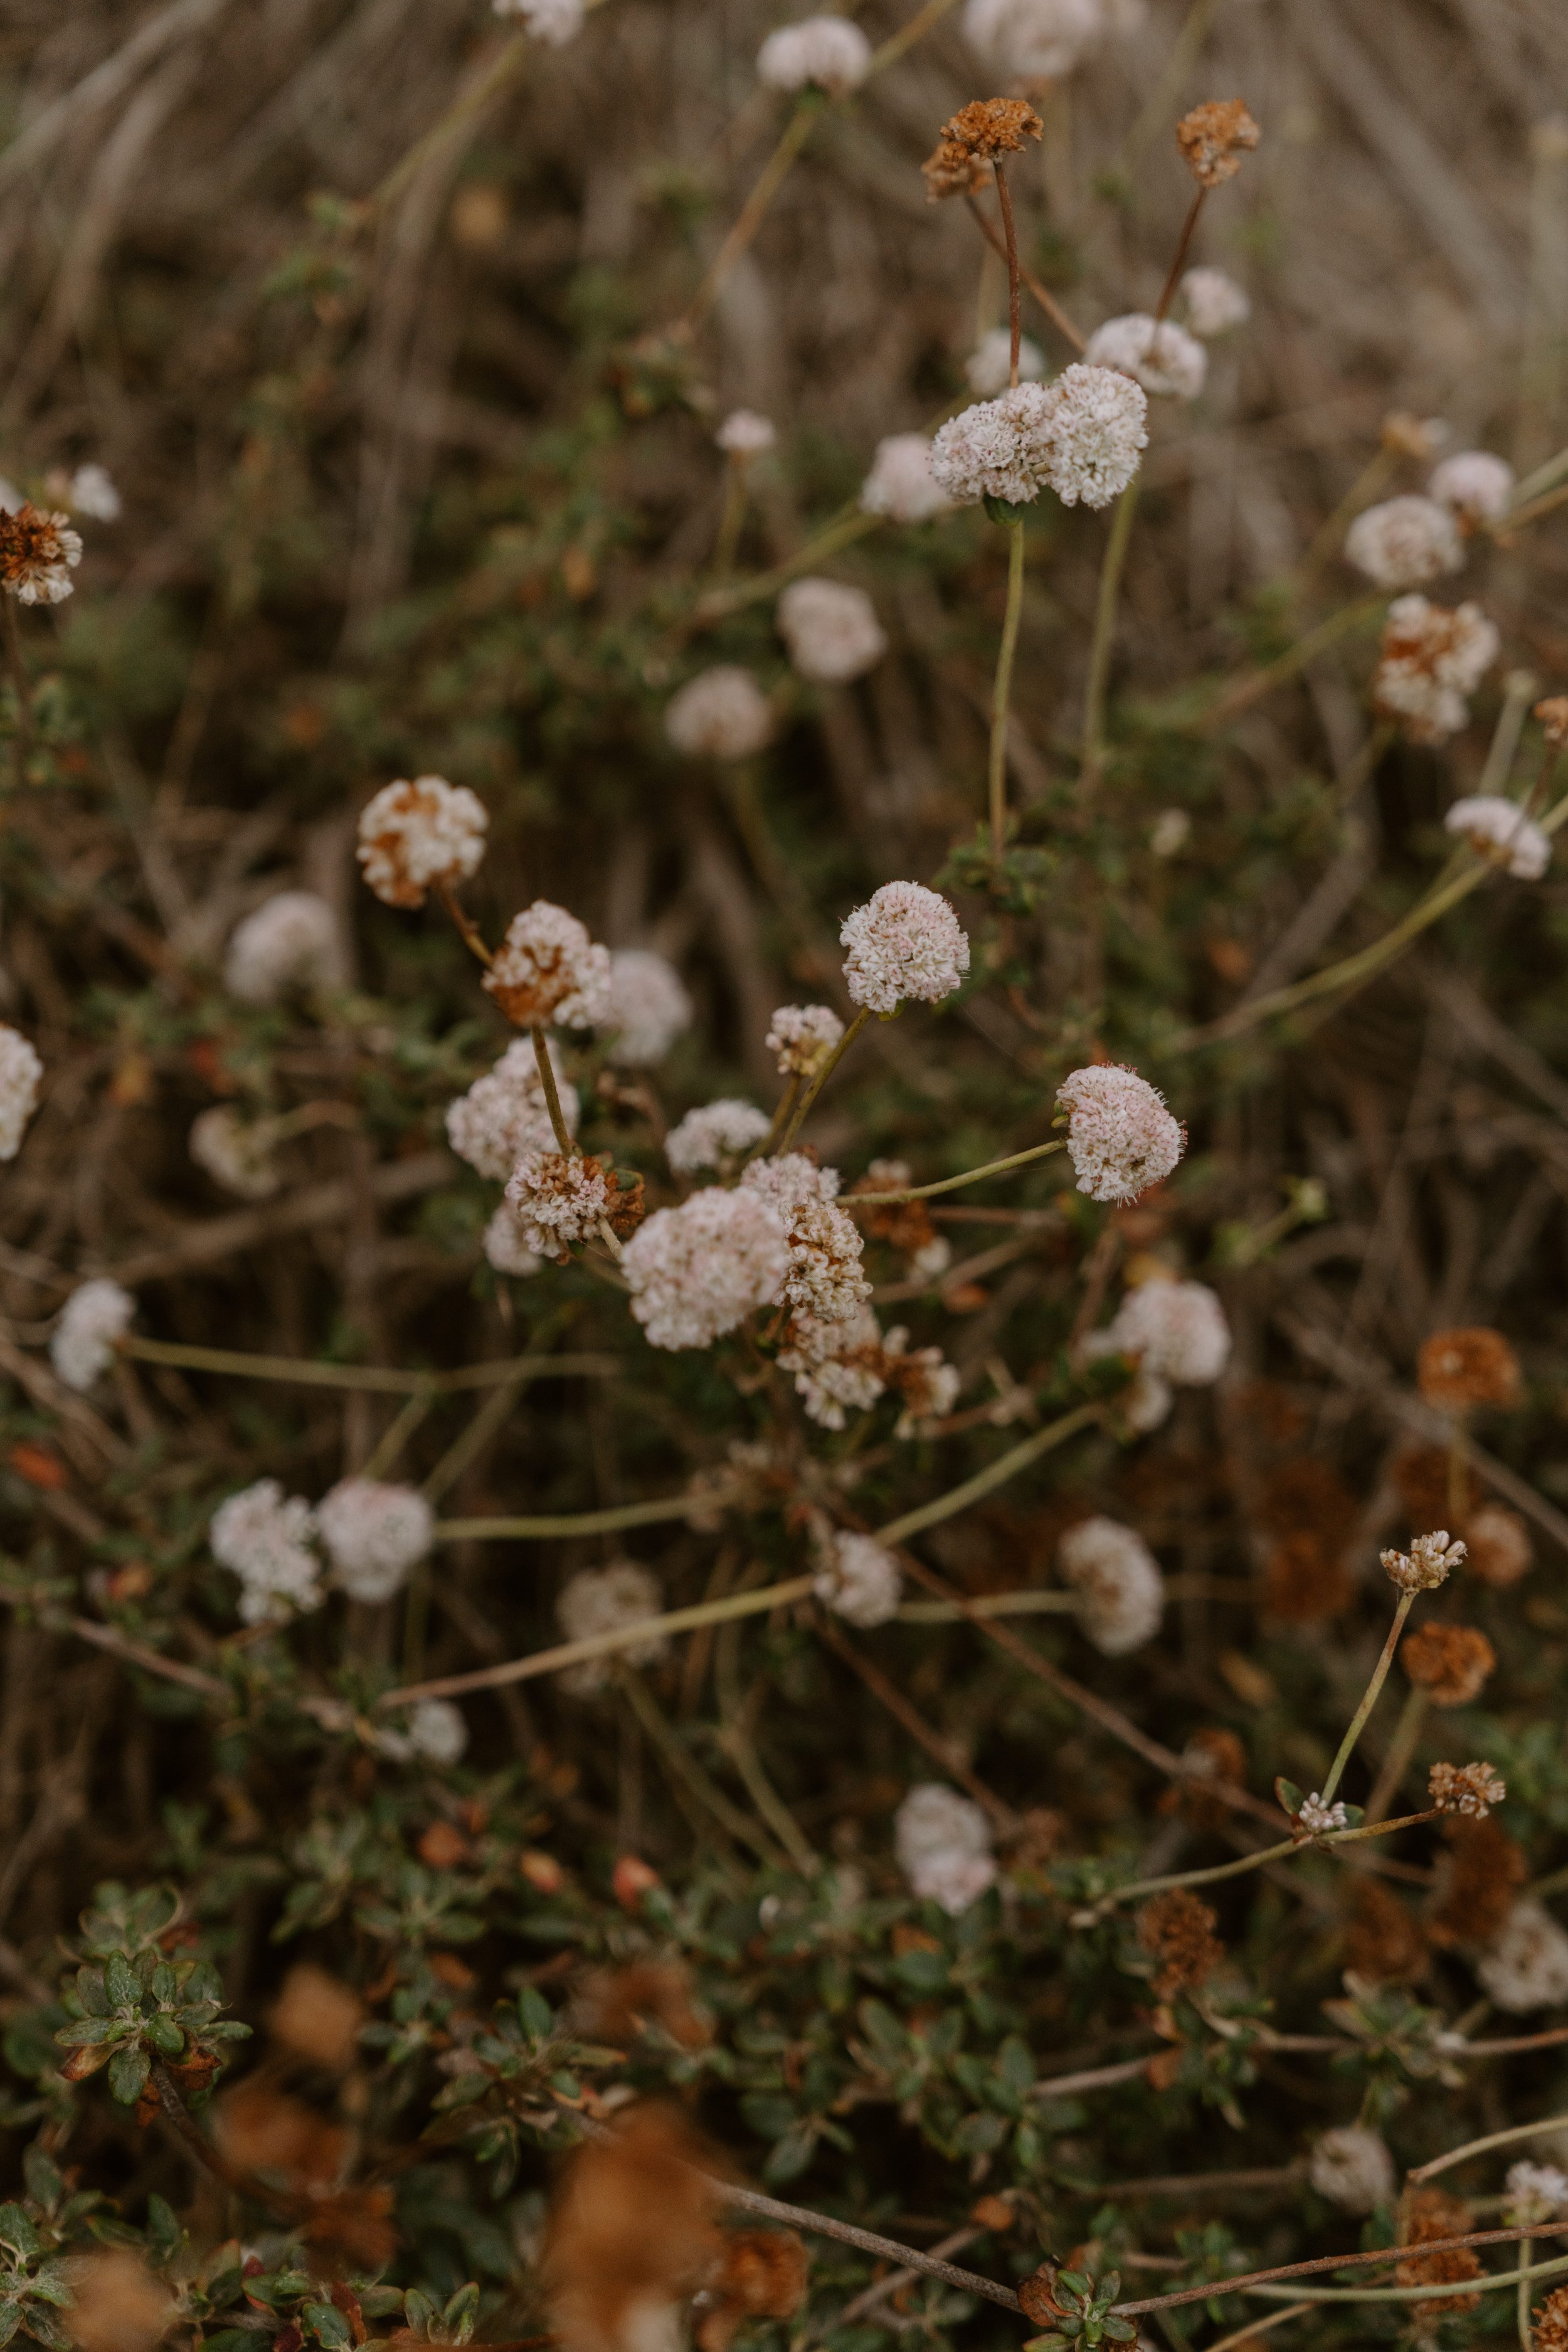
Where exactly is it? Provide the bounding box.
[694,2232,810,2352]
[65,2254,176,2352]
[921,139,991,201]
[1535,697,1568,752]
[1429,1815,1527,1948]
[1159,1727,1248,1828]
[1429,1759,1507,1818]
[1392,1444,1450,1532]
[1534,2284,1568,2352]
[1397,2187,1483,2312]
[1381,1529,1465,1593]
[1136,1888,1225,1998]
[1262,1528,1353,1624]
[1401,1622,1495,1706]
[0,502,82,605]
[268,1960,364,2070]
[1345,1877,1428,1983]
[942,97,1044,161]
[546,2104,722,2352]
[1417,1325,1521,1411]
[1465,1500,1532,1586]
[576,1961,711,2052]
[1175,99,1260,188]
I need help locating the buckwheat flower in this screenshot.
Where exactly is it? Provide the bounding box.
[356,776,487,909]
[716,410,776,455]
[815,1531,902,1628]
[1106,1277,1231,1386]
[1373,596,1498,743]
[1381,1530,1466,1594]
[66,464,120,521]
[1478,1898,1568,2009]
[189,1107,280,1200]
[1417,1324,1521,1410]
[1345,496,1463,589]
[558,1560,667,1695]
[223,890,339,1004]
[0,1026,42,1160]
[777,577,887,684]
[1537,2289,1568,2352]
[894,1783,997,1915]
[1057,1064,1184,1203]
[766,1003,844,1077]
[1505,2163,1568,2225]
[492,0,584,39]
[51,1279,134,1392]
[1465,1500,1532,1587]
[623,1187,792,1350]
[209,1478,322,1623]
[484,901,613,1029]
[606,949,692,1067]
[1310,2126,1396,2213]
[317,1478,434,1603]
[778,1303,888,1427]
[1084,314,1207,401]
[883,1328,960,1434]
[447,1037,578,1180]
[667,1098,772,1174]
[965,326,1045,398]
[1430,1759,1507,1819]
[1079,1327,1173,1433]
[860,434,949,524]
[1181,267,1250,337]
[1401,1622,1495,1707]
[1297,1793,1349,1835]
[403,1697,469,1764]
[840,880,970,1013]
[482,1202,543,1277]
[961,0,1102,82]
[932,386,1057,507]
[0,503,82,603]
[664,665,774,760]
[1175,97,1261,188]
[1429,450,1514,526]
[1058,1515,1163,1655]
[742,1152,870,1322]
[504,1150,611,1258]
[1038,362,1150,504]
[1444,794,1551,881]
[756,15,871,93]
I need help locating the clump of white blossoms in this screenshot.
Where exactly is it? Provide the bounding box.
[383,1697,469,1764]
[1428,449,1514,526]
[1181,267,1250,338]
[841,880,970,1014]
[1344,495,1462,589]
[223,891,339,1004]
[778,1303,889,1428]
[664,665,774,760]
[1308,2126,1396,2213]
[189,1107,280,1200]
[1373,596,1499,744]
[209,1479,322,1623]
[446,1037,578,1180]
[894,1783,997,1917]
[491,0,583,41]
[743,1153,870,1322]
[65,464,120,521]
[1505,2163,1568,2225]
[1080,1327,1172,1434]
[1444,795,1550,881]
[860,435,949,525]
[605,950,692,1067]
[623,1187,792,1350]
[0,504,82,604]
[0,1026,42,1160]
[667,1098,772,1174]
[777,577,887,683]
[962,0,1129,82]
[1380,1529,1465,1594]
[483,900,613,1029]
[557,1560,667,1695]
[1058,1516,1163,1655]
[482,1202,542,1278]
[756,14,872,92]
[965,327,1044,398]
[935,364,1149,511]
[317,1478,434,1603]
[50,1279,134,1392]
[1105,1276,1232,1386]
[1478,1899,1568,2011]
[1084,314,1207,401]
[814,1531,903,1628]
[504,1150,611,1259]
[1056,1064,1184,1204]
[716,410,776,455]
[1296,1794,1349,1835]
[356,776,487,909]
[767,1003,844,1076]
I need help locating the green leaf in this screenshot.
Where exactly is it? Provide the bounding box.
[107,2043,151,2106]
[983,494,1035,527]
[302,2306,352,2350]
[0,2203,41,2259]
[1274,1777,1304,1818]
[144,2015,185,2058]
[517,1986,554,2040]
[443,2284,480,2346]
[103,1954,140,2010]
[146,2193,182,2260]
[75,1968,110,2020]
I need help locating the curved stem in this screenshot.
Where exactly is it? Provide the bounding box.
[1520,2237,1534,2351]
[1320,1592,1414,1804]
[1115,2227,1568,2319]
[748,1073,800,1166]
[1412,2114,1568,2185]
[964,193,1085,353]
[1195,595,1384,734]
[435,877,493,967]
[681,102,817,334]
[988,522,1027,857]
[1239,2255,1568,2308]
[1083,1808,1438,1914]
[1362,1685,1428,1825]
[529,1024,575,1155]
[877,1400,1099,1544]
[1153,186,1205,325]
[119,1335,617,1394]
[850,1136,1065,1204]
[780,1004,871,1149]
[1079,481,1139,793]
[692,508,881,626]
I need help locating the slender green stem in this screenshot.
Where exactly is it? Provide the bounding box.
[1520,2238,1534,2351]
[692,509,881,625]
[435,877,493,967]
[1320,1592,1414,1804]
[361,1391,434,1481]
[1080,482,1139,793]
[994,161,1022,386]
[436,1492,709,1541]
[849,1136,1066,1204]
[876,1399,1100,1545]
[118,1335,615,1394]
[780,1004,871,1150]
[2,598,33,783]
[865,0,962,75]
[988,522,1026,856]
[369,32,527,216]
[1363,1686,1428,1825]
[1411,2113,1568,2185]
[1086,1809,1438,1914]
[681,102,816,333]
[1116,2229,1568,2320]
[747,1073,800,1167]
[1295,450,1397,593]
[711,457,751,576]
[1195,595,1384,734]
[1241,2255,1568,2307]
[529,1025,575,1156]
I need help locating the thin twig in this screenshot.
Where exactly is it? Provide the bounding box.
[1113,2223,1568,2318]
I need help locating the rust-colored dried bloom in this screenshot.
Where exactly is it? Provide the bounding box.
[1345,1877,1428,1983]
[1417,1325,1522,1411]
[484,899,613,1029]
[1391,1444,1449,1532]
[1158,1727,1248,1829]
[940,96,1044,161]
[0,502,82,604]
[921,136,991,201]
[547,2104,722,2352]
[1136,1888,1224,1998]
[1429,1816,1527,1948]
[269,1961,364,2070]
[1397,2188,1482,2314]
[1401,1622,1495,1706]
[65,2253,176,2352]
[1537,696,1568,751]
[1381,1528,1465,1594]
[1262,1528,1353,1624]
[1175,98,1260,188]
[356,775,487,908]
[1534,2286,1568,2352]
[1466,1500,1532,1587]
[694,2232,810,2352]
[1429,1759,1507,1818]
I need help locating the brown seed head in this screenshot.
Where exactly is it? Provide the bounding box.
[1533,2284,1568,2352]
[1401,1623,1496,1706]
[1345,1877,1428,1983]
[1417,1325,1521,1411]
[695,2232,810,2352]
[1397,2187,1483,2312]
[1429,1759,1507,1818]
[268,1961,364,2071]
[1535,697,1568,752]
[941,97,1044,161]
[1429,1815,1527,1949]
[1261,1528,1353,1624]
[1136,1888,1225,1998]
[547,2104,723,2352]
[1465,1500,1532,1587]
[0,502,82,605]
[1175,99,1260,188]
[65,2254,176,2352]
[921,137,991,201]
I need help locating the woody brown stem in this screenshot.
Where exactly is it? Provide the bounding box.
[994,161,1022,386]
[435,877,492,967]
[1153,186,1205,325]
[530,1025,576,1156]
[963,194,1086,353]
[152,2060,295,2218]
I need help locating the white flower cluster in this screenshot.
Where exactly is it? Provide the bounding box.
[841,880,970,1014]
[557,1560,667,1694]
[756,14,872,92]
[1058,1515,1163,1654]
[1345,495,1462,589]
[1308,2126,1395,2213]
[223,891,339,1004]
[0,1025,42,1160]
[1373,596,1498,743]
[623,1187,792,1350]
[1296,1793,1349,1834]
[664,665,774,760]
[1,507,82,603]
[778,1303,888,1428]
[766,1003,844,1076]
[1079,1327,1172,1433]
[317,1478,434,1603]
[1057,1063,1184,1204]
[446,1037,578,1180]
[605,949,692,1066]
[483,900,613,1029]
[932,365,1148,511]
[189,1107,280,1200]
[50,1279,135,1392]
[1181,268,1249,338]
[1084,314,1207,400]
[381,1698,469,1764]
[743,1152,870,1323]
[962,0,1135,81]
[492,0,585,40]
[1428,449,1513,525]
[356,776,487,909]
[776,577,887,683]
[65,464,120,521]
[209,1479,322,1623]
[716,410,776,455]
[965,328,1044,398]
[1478,1900,1568,2012]
[667,1098,772,1173]
[1103,1276,1231,1385]
[504,1150,610,1257]
[1505,2162,1568,2224]
[1444,795,1550,881]
[894,1783,997,1916]
[860,434,949,524]
[483,1202,544,1276]
[1381,1530,1465,1594]
[814,1531,903,1628]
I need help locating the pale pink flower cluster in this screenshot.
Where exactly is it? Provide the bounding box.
[557,1560,667,1695]
[492,0,584,40]
[742,1152,870,1322]
[317,1478,434,1602]
[667,1098,772,1173]
[1181,267,1250,338]
[1505,2163,1568,2224]
[932,366,1148,510]
[446,1037,578,1180]
[894,1783,997,1916]
[664,665,774,760]
[504,1150,610,1258]
[1344,495,1462,588]
[841,881,970,1014]
[3,508,81,603]
[223,891,339,1004]
[1308,2127,1395,2214]
[1084,314,1207,400]
[1381,1529,1465,1594]
[1059,1515,1163,1655]
[1478,1899,1568,2010]
[483,900,613,1029]
[756,14,872,92]
[777,577,887,682]
[778,1303,889,1428]
[606,950,692,1066]
[356,776,487,909]
[716,410,776,455]
[382,1697,468,1764]
[885,1328,961,1433]
[962,0,1131,82]
[1444,795,1550,881]
[1057,1064,1184,1204]
[766,1002,844,1076]
[189,1106,279,1200]
[51,1278,134,1392]
[1105,1276,1231,1385]
[623,1187,792,1350]
[0,1025,42,1160]
[814,1531,903,1628]
[1429,449,1514,524]
[1296,1793,1349,1834]
[965,328,1044,398]
[860,434,949,525]
[1373,596,1499,743]
[209,1478,322,1623]
[65,464,120,521]
[482,1202,543,1277]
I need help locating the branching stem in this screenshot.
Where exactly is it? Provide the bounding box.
[988,521,1026,858]
[780,1004,871,1149]
[850,1136,1065,1204]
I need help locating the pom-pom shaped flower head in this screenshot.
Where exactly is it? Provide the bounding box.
[1373,596,1498,743]
[921,97,1042,205]
[860,435,949,524]
[776,577,887,682]
[224,891,339,1005]
[505,1150,623,1261]
[318,1478,434,1604]
[65,464,120,522]
[1309,2126,1396,2215]
[1175,97,1260,188]
[894,1783,997,1915]
[932,366,1148,512]
[0,503,82,604]
[1477,1899,1568,2011]
[557,1560,667,1695]
[356,776,487,909]
[666,1099,772,1175]
[1417,1324,1522,1411]
[1444,795,1550,881]
[605,949,692,1067]
[1345,497,1463,590]
[1057,1064,1184,1204]
[756,15,871,94]
[1505,2163,1568,2227]
[210,1478,322,1624]
[1428,450,1514,527]
[1430,1759,1507,1823]
[484,899,613,1029]
[1381,1528,1466,1594]
[1181,267,1250,337]
[190,1107,280,1200]
[0,1025,42,1161]
[51,1279,134,1392]
[766,1003,844,1076]
[815,1531,903,1629]
[1105,1276,1231,1385]
[623,1187,792,1350]
[1296,1793,1349,1835]
[841,881,970,1014]
[1084,314,1207,401]
[1059,1515,1163,1655]
[743,1152,870,1323]
[716,409,776,455]
[664,666,774,760]
[962,0,1104,83]
[387,1697,469,1764]
[492,0,585,42]
[965,327,1044,398]
[447,1037,579,1180]
[483,1202,543,1277]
